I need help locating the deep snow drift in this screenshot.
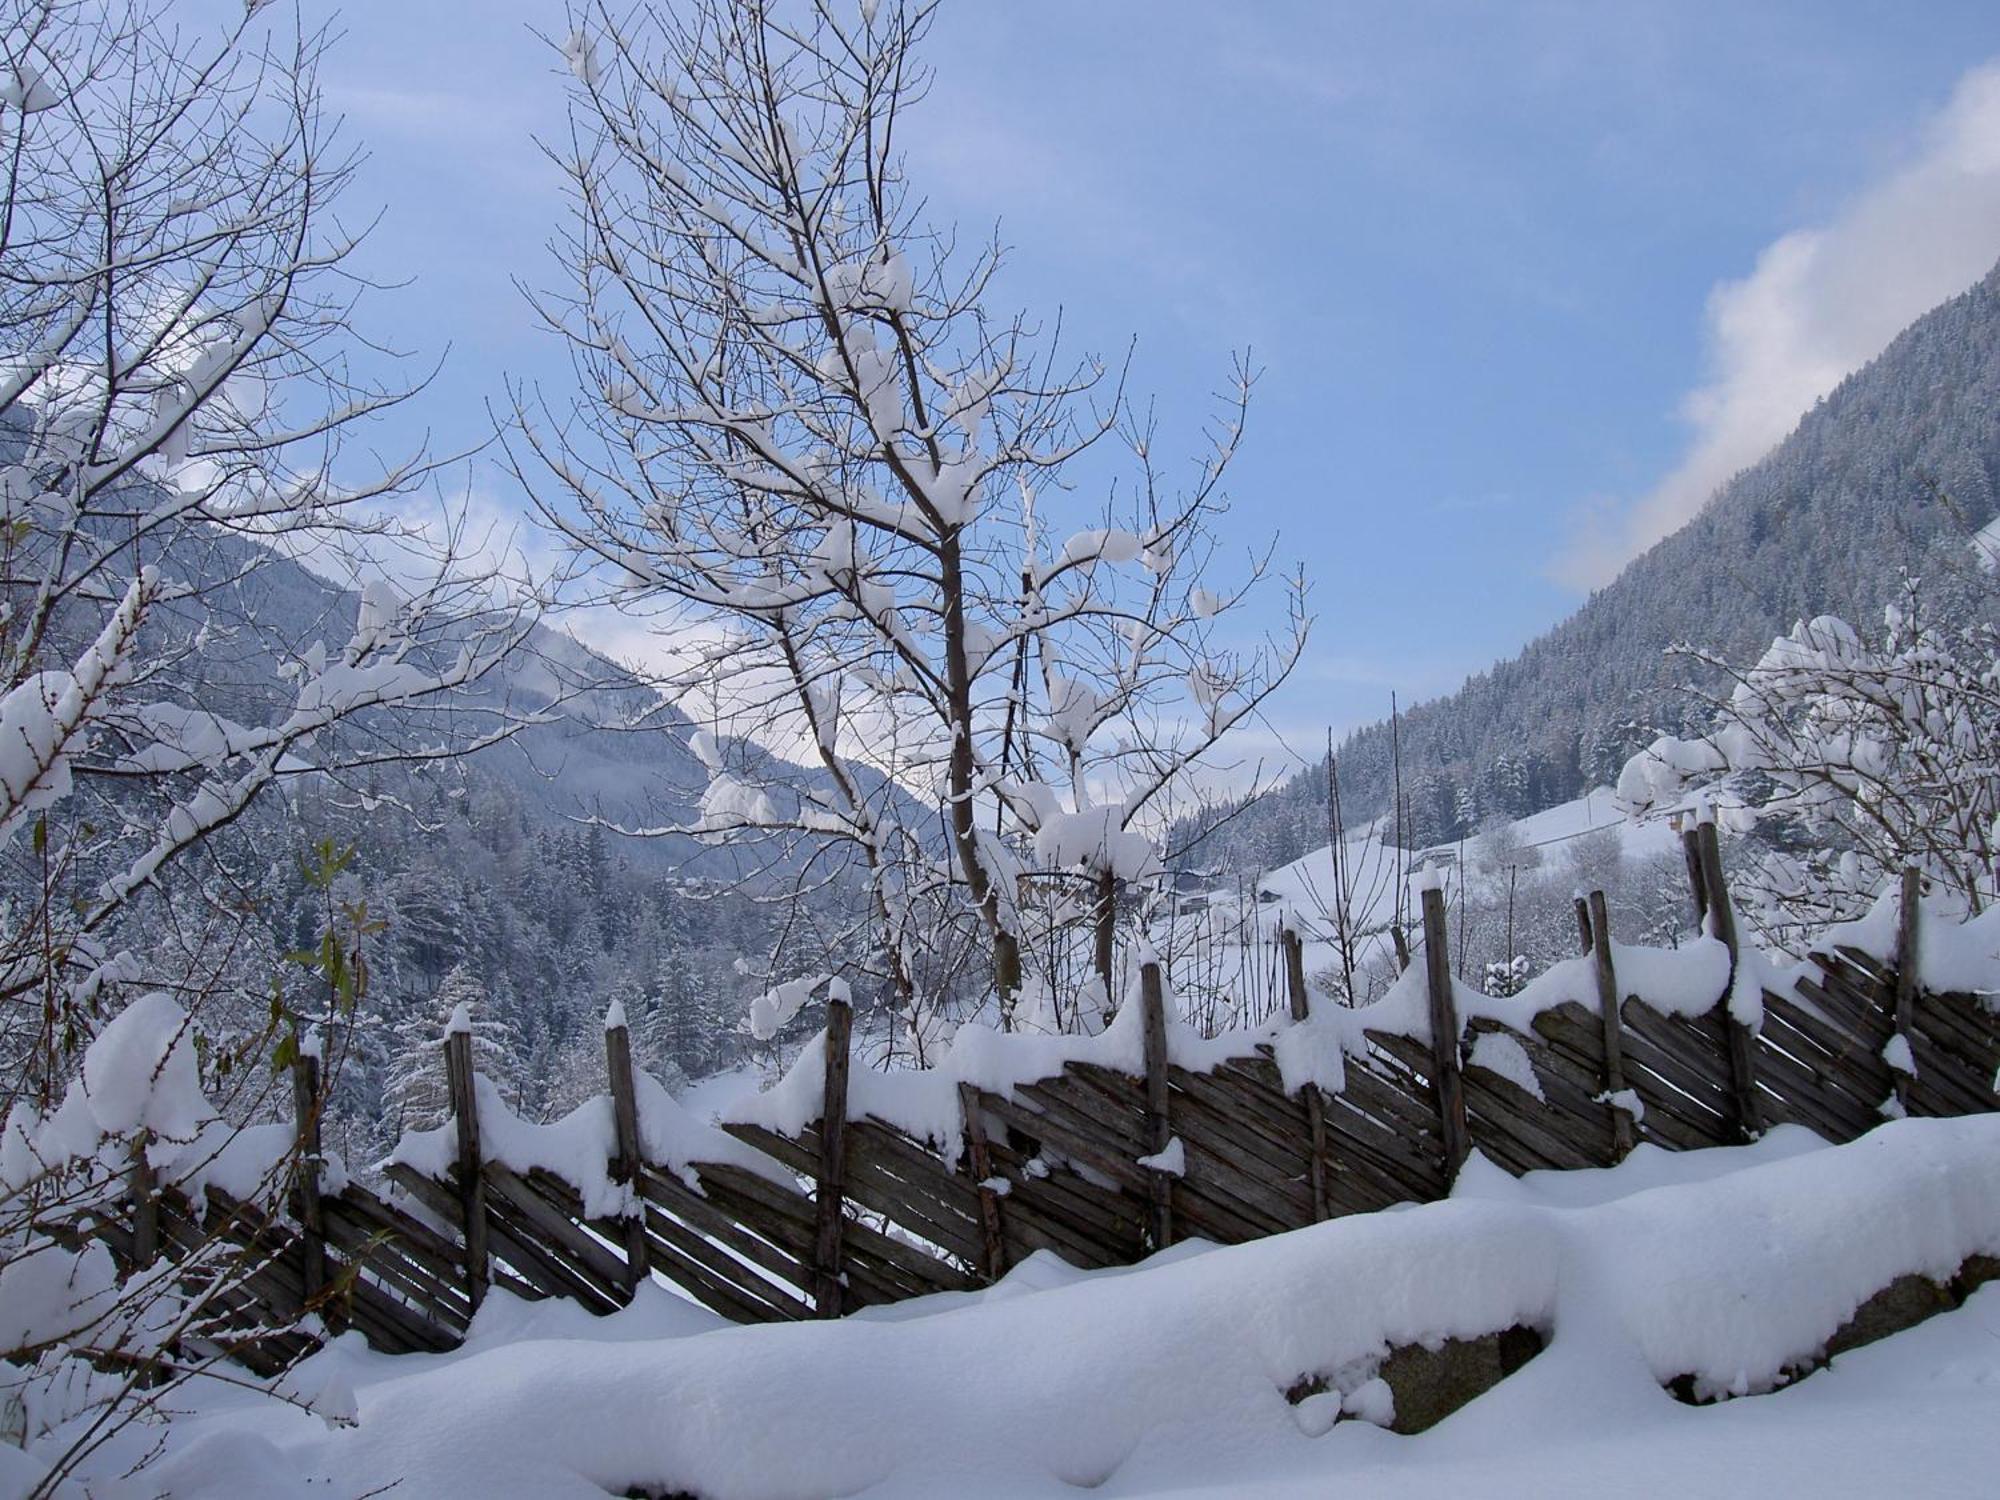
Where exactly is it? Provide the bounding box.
[12,1117,2000,1499]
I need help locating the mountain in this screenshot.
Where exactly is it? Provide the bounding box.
[1187,256,2000,873]
[0,412,887,1155]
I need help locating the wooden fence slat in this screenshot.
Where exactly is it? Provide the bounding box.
[1588,891,1636,1160]
[77,865,2000,1359]
[1681,824,1709,930]
[1164,1076,1313,1185]
[1755,1004,1892,1116]
[1697,819,1763,1141]
[1532,1006,1721,1150]
[129,1130,158,1273]
[959,1083,1008,1281]
[975,1089,1153,1195]
[1905,989,1999,1068]
[1420,884,1471,1178]
[1761,988,1893,1094]
[638,1209,808,1323]
[328,1180,473,1299]
[978,1140,1137,1264]
[1894,867,1921,1115]
[634,1164,812,1290]
[380,1163,544,1306]
[443,1025,489,1311]
[291,1050,328,1311]
[796,1124,987,1266]
[493,1164,638,1299]
[814,996,853,1317]
[603,1014,654,1295]
[1283,928,1331,1221]
[316,1209,468,1335]
[1140,961,1174,1250]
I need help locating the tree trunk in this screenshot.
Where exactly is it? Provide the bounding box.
[1093,869,1117,997]
[939,529,1021,1007]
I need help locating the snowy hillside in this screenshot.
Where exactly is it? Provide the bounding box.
[1258,786,1677,923]
[24,1118,2000,1498]
[1163,790,1689,1022]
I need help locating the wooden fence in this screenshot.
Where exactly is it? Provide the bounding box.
[70,826,2000,1366]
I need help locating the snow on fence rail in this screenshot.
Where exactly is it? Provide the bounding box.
[25,824,2000,1370]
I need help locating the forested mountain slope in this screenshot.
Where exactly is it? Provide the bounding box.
[0,404,867,1159]
[1191,256,2000,871]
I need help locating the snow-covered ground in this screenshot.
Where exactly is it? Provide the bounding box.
[1257,786,1681,927]
[19,1117,2000,1499]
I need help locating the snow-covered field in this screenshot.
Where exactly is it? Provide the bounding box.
[1257,787,1681,926]
[1160,789,1688,1021]
[18,1117,2000,1499]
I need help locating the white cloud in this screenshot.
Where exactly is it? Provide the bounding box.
[1558,60,2000,590]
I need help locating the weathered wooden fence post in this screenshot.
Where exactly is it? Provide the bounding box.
[1894,865,1921,1115]
[1139,959,1175,1250]
[1695,819,1762,1141]
[443,1021,489,1312]
[1587,890,1636,1159]
[291,1044,328,1307]
[128,1129,158,1271]
[1574,895,1594,956]
[812,994,853,1317]
[1682,824,1710,931]
[1282,927,1331,1222]
[126,1126,164,1385]
[957,1083,1008,1281]
[1420,882,1471,1177]
[603,1007,654,1297]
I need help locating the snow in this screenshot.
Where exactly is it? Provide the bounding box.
[1467,1031,1545,1102]
[388,1064,789,1211]
[0,992,295,1215]
[76,991,205,1142]
[1254,788,1682,980]
[1884,1033,1916,1076]
[746,973,830,1042]
[0,64,59,113]
[353,578,406,642]
[1818,887,2000,997]
[1600,1087,1646,1122]
[1605,935,1734,1018]
[1052,527,1143,572]
[0,571,154,851]
[730,966,1250,1155]
[1033,802,1162,882]
[34,1117,2000,1498]
[1973,512,2000,572]
[1135,1137,1185,1176]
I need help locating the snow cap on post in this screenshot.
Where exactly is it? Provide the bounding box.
[445,1002,473,1038]
[603,996,628,1033]
[747,973,832,1041]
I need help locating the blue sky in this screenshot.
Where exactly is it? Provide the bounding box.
[308,1,2000,768]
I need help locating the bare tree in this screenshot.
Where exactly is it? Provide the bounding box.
[0,3,531,1485]
[515,0,1306,1046]
[0,0,535,1092]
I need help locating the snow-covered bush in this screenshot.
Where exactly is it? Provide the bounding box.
[1617,575,2000,947]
